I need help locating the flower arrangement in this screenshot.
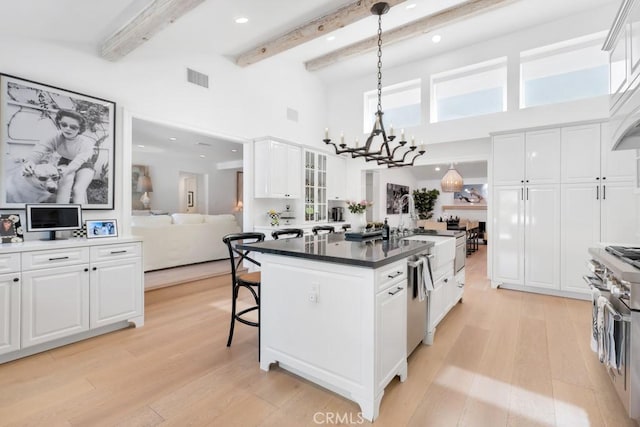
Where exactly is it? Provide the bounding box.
[346,200,373,214]
[267,209,280,226]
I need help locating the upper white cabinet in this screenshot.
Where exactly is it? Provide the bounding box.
[327,155,347,201]
[254,140,301,199]
[561,124,601,183]
[304,150,327,222]
[492,129,560,185]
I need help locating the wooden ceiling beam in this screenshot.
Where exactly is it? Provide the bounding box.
[101,0,206,61]
[305,0,516,71]
[235,0,407,67]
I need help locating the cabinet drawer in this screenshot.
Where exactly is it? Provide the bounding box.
[0,253,20,274]
[432,261,454,283]
[91,242,141,262]
[22,247,90,271]
[376,260,406,292]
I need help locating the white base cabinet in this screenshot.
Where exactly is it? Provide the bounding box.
[22,265,90,348]
[259,254,407,422]
[0,238,143,363]
[0,271,20,355]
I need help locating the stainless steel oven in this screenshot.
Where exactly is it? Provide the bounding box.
[586,247,639,422]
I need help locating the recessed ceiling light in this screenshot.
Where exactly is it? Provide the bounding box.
[406,3,417,9]
[199,154,206,158]
[169,137,177,141]
[435,166,441,171]
[326,36,336,42]
[231,149,238,152]
[432,34,442,44]
[137,144,145,148]
[235,17,248,24]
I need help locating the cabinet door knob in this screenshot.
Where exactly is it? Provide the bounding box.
[596,177,600,180]
[12,277,19,282]
[92,267,97,271]
[602,177,606,180]
[84,268,89,272]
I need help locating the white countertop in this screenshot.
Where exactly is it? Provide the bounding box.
[0,236,142,254]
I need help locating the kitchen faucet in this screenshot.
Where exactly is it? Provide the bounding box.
[397,193,416,234]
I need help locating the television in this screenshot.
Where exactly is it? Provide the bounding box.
[26,204,82,241]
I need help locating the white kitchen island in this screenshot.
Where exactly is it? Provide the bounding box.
[238,234,433,421]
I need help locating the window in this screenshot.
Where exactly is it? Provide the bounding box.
[430,58,507,123]
[520,31,609,108]
[363,79,421,133]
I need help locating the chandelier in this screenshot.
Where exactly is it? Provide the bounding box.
[323,2,425,168]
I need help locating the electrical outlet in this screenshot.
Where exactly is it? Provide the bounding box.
[309,283,319,303]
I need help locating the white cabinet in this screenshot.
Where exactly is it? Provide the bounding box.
[260,254,407,421]
[492,185,525,286]
[524,185,560,290]
[21,264,90,348]
[561,183,601,294]
[375,280,406,391]
[0,238,143,363]
[0,272,20,355]
[304,150,327,222]
[493,122,637,297]
[327,155,347,200]
[561,124,601,183]
[559,123,636,295]
[89,243,143,329]
[254,139,301,199]
[493,129,560,185]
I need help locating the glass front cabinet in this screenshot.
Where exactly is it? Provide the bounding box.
[304,150,327,222]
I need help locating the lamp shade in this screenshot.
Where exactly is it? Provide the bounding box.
[441,164,463,192]
[136,175,153,193]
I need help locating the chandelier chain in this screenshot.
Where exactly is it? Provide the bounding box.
[376,13,383,113]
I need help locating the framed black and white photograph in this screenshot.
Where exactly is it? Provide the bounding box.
[0,73,115,209]
[453,184,488,205]
[85,219,118,239]
[0,214,24,243]
[386,183,409,214]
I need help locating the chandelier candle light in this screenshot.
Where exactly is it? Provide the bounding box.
[323,2,425,168]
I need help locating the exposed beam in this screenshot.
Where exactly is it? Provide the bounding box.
[305,0,516,71]
[235,0,407,67]
[101,0,206,61]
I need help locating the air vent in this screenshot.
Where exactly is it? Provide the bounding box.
[187,68,209,88]
[196,142,212,147]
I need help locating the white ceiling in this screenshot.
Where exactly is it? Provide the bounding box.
[1,0,616,174]
[132,118,243,163]
[0,0,617,81]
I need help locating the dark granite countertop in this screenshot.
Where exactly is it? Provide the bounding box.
[409,229,466,238]
[238,233,434,268]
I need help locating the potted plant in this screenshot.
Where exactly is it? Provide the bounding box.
[412,188,439,220]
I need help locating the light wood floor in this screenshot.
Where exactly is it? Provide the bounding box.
[1,246,638,426]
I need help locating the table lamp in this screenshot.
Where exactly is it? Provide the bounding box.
[136,175,153,209]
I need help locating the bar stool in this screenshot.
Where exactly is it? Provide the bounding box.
[271,228,304,240]
[312,225,335,235]
[222,232,265,347]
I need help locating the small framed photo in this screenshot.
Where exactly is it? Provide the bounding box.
[0,214,24,243]
[85,219,118,239]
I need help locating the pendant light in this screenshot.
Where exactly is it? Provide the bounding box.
[322,2,425,168]
[441,163,463,192]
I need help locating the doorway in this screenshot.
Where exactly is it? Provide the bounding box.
[178,172,206,213]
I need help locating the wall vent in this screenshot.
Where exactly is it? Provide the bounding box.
[287,107,299,122]
[196,142,212,146]
[187,68,209,88]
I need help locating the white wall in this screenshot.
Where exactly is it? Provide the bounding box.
[0,35,328,235]
[416,179,488,222]
[325,5,612,152]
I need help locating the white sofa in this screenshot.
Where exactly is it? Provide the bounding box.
[131,213,241,272]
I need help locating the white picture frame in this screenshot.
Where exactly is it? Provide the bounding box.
[85,219,118,239]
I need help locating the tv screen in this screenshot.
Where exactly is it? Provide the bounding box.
[26,204,82,240]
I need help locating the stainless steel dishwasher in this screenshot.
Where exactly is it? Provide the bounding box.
[407,250,432,355]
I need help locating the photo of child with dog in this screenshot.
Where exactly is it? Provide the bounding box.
[21,109,96,205]
[1,74,115,209]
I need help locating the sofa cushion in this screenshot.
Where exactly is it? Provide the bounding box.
[131,215,172,227]
[203,214,237,224]
[171,213,205,225]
